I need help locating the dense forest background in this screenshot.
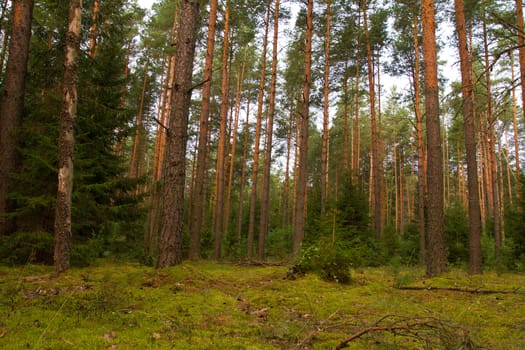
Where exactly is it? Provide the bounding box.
[1,0,524,278]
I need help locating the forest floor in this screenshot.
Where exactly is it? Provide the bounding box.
[0,261,524,349]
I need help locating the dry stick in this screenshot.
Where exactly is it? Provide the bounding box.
[334,316,470,350]
[395,285,523,294]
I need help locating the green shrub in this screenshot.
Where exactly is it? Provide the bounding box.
[0,231,53,265]
[292,238,353,284]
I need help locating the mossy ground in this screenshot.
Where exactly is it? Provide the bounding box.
[0,261,524,349]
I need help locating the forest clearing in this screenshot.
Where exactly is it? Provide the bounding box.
[1,261,524,349]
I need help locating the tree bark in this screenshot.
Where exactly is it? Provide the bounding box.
[454,0,482,274]
[258,0,280,260]
[0,0,34,236]
[412,5,427,265]
[247,0,271,259]
[189,0,218,260]
[422,0,447,276]
[213,0,230,260]
[293,0,313,255]
[363,0,382,238]
[157,0,200,268]
[54,0,82,276]
[321,0,331,216]
[516,0,525,126]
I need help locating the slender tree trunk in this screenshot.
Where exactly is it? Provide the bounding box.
[129,59,149,180]
[411,5,427,264]
[511,52,521,174]
[213,0,230,260]
[259,0,280,260]
[321,0,331,216]
[293,0,313,255]
[516,0,525,126]
[363,0,382,238]
[237,99,251,242]
[189,0,218,260]
[0,0,34,236]
[482,19,501,258]
[282,101,294,228]
[248,0,271,259]
[224,48,247,239]
[157,0,200,268]
[88,0,99,58]
[54,0,82,276]
[422,0,446,276]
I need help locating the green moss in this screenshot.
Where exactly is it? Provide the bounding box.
[0,262,524,349]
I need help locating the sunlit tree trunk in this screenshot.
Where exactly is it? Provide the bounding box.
[321,0,331,216]
[516,0,525,126]
[88,0,99,58]
[128,59,149,182]
[0,0,34,236]
[422,0,446,276]
[510,52,521,174]
[248,0,271,259]
[189,0,218,260]
[225,48,247,239]
[482,19,501,258]
[157,0,200,268]
[213,0,230,260]
[363,0,382,238]
[259,0,280,260]
[237,99,251,242]
[54,0,82,276]
[293,0,313,255]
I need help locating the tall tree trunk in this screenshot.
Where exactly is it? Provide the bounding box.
[213,0,230,260]
[224,48,247,239]
[422,0,446,276]
[88,0,99,58]
[54,0,82,276]
[247,0,271,259]
[363,0,382,238]
[411,5,427,264]
[157,0,200,268]
[482,19,501,258]
[237,99,251,242]
[293,0,313,255]
[189,0,218,260]
[0,0,34,236]
[129,59,149,181]
[282,101,294,228]
[321,0,331,216]
[511,52,521,174]
[516,0,525,126]
[259,0,280,260]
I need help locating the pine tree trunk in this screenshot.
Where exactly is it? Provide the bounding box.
[516,0,525,126]
[129,59,149,181]
[511,52,521,173]
[422,0,447,277]
[213,0,230,260]
[363,0,382,238]
[293,0,313,255]
[259,0,280,260]
[0,0,34,236]
[237,99,251,242]
[412,6,426,264]
[189,0,218,260]
[321,0,331,216]
[157,0,200,268]
[248,0,271,259]
[88,0,99,58]
[282,100,294,228]
[224,48,247,238]
[482,19,501,258]
[54,0,81,276]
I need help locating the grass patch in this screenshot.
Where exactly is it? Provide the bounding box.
[0,262,524,349]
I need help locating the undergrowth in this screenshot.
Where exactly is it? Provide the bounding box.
[0,261,524,349]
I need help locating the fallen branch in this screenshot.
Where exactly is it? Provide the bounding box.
[396,285,523,295]
[334,315,477,350]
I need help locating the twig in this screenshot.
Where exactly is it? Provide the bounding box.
[396,285,523,295]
